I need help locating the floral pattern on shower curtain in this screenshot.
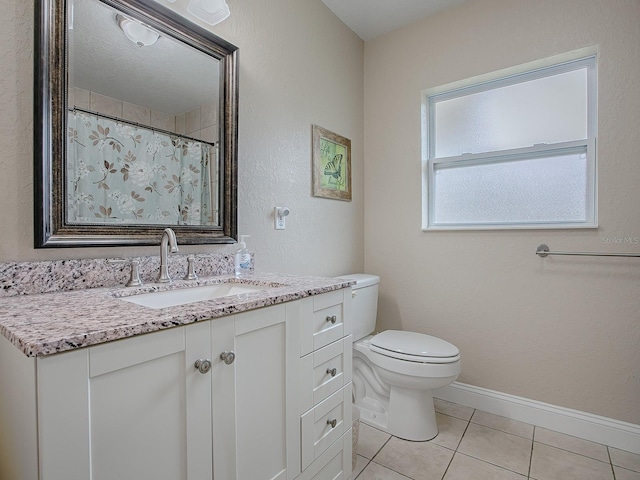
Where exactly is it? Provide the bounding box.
[66,110,215,225]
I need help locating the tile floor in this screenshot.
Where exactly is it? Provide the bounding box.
[352,399,640,480]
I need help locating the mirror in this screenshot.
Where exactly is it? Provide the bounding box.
[34,0,238,247]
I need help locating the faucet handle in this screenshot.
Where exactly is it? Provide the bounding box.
[108,258,144,287]
[127,260,144,287]
[183,255,198,280]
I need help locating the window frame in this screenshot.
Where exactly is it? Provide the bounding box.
[422,56,597,231]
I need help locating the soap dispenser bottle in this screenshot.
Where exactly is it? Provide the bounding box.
[234,235,252,277]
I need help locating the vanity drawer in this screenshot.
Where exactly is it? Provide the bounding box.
[311,303,344,352]
[301,384,352,471]
[296,429,352,480]
[299,336,352,413]
[300,290,351,357]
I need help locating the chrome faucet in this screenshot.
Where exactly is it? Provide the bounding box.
[158,228,179,283]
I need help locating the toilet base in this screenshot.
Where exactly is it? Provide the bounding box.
[356,387,438,441]
[357,403,389,432]
[388,387,438,441]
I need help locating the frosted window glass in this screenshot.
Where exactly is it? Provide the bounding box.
[433,151,588,225]
[434,68,588,157]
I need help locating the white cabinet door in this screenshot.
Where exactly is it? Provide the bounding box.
[211,314,237,479]
[231,303,299,480]
[38,324,214,480]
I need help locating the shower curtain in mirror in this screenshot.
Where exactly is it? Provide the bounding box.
[66,109,215,226]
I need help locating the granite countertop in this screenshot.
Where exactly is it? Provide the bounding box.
[0,273,353,358]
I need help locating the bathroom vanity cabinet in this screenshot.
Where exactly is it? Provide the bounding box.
[298,289,353,478]
[0,288,353,480]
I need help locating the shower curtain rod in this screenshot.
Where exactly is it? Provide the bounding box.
[69,107,218,147]
[536,244,640,258]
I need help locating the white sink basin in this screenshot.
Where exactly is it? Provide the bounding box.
[121,283,266,309]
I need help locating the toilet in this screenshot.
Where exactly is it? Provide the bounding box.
[342,274,461,441]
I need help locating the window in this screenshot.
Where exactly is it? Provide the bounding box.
[422,56,597,230]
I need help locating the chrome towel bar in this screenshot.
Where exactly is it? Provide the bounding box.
[536,244,640,258]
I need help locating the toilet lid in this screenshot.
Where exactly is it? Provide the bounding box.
[370,330,459,360]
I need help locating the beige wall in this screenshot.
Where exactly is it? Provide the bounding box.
[0,0,365,278]
[364,0,640,424]
[2,0,637,424]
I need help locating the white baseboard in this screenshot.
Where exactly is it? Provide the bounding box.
[434,381,640,455]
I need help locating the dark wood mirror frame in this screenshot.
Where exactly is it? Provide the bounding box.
[34,0,238,247]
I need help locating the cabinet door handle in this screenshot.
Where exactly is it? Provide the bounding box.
[326,368,337,377]
[326,315,337,324]
[194,359,212,374]
[326,419,337,428]
[220,351,236,365]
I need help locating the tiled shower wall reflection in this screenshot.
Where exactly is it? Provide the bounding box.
[69,87,218,143]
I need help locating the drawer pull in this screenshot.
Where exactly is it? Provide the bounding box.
[326,418,337,428]
[194,359,212,374]
[326,315,337,324]
[326,367,337,377]
[220,351,236,365]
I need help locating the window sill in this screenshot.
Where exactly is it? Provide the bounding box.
[422,223,598,231]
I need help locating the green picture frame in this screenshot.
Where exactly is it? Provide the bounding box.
[312,125,352,201]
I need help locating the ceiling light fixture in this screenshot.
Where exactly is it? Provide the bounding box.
[187,0,231,26]
[116,14,160,47]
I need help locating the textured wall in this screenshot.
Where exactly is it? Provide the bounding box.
[0,0,364,278]
[364,0,640,424]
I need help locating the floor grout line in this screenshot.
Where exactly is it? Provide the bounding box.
[607,446,617,480]
[369,458,414,479]
[533,440,617,464]
[453,415,472,451]
[453,450,532,478]
[438,409,535,441]
[356,403,635,480]
[528,425,536,479]
[467,422,535,440]
[375,434,393,458]
[439,449,457,480]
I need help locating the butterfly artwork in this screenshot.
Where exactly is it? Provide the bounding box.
[312,125,351,201]
[323,153,344,187]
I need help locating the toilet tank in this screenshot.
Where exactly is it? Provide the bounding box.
[340,274,380,342]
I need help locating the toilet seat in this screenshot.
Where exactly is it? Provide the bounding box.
[354,337,461,378]
[370,330,460,364]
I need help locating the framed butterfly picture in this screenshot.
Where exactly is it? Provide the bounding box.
[312,124,352,201]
